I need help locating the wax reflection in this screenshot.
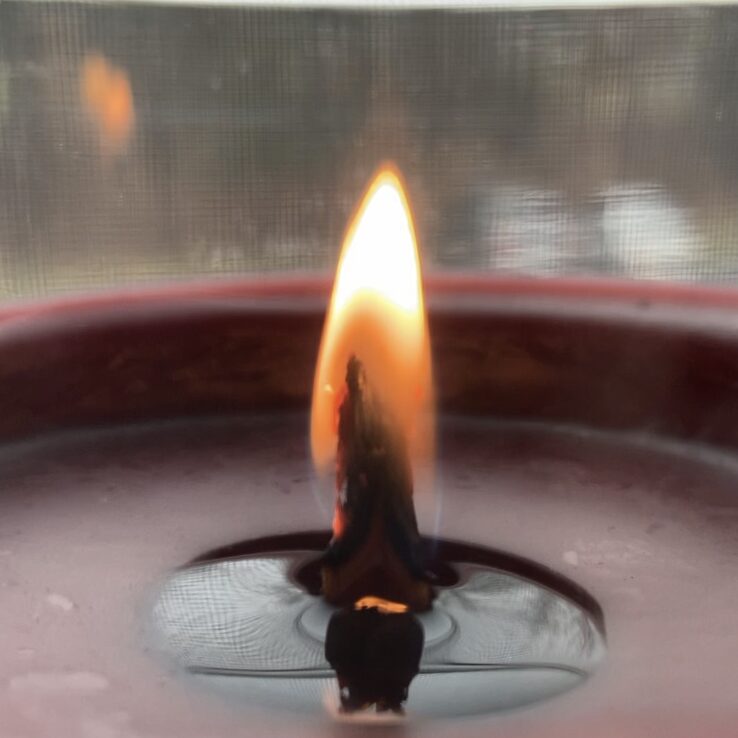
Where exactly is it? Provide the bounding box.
[325,605,423,715]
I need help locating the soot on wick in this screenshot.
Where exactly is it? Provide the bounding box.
[320,355,432,714]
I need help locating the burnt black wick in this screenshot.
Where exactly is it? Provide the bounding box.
[320,355,432,714]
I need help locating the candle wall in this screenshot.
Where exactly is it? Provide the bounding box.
[4,279,738,453]
[0,286,736,736]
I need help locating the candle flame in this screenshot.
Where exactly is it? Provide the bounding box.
[310,166,433,473]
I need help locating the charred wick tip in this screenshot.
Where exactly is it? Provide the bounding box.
[321,354,433,613]
[323,355,432,710]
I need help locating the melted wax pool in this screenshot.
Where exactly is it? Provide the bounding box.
[150,534,606,718]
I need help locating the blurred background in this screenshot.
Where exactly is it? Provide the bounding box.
[2,1,738,297]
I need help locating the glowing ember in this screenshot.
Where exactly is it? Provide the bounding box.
[354,596,409,614]
[310,166,433,476]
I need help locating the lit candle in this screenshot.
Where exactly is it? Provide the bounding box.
[311,166,436,714]
[311,166,435,613]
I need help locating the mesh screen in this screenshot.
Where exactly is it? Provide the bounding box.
[151,555,605,674]
[2,2,738,297]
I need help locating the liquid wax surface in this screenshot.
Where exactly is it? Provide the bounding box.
[0,416,736,736]
[151,543,605,717]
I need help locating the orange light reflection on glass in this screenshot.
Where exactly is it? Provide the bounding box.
[81,54,135,152]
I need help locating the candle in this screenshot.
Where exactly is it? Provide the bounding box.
[1,212,737,732]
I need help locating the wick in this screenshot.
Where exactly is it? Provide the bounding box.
[320,354,433,613]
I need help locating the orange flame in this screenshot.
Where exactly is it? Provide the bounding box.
[310,166,433,474]
[81,54,135,152]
